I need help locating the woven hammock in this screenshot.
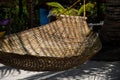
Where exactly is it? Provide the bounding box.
[0,0,102,71]
[0,15,102,71]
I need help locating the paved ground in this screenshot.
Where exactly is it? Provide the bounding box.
[0,61,120,80]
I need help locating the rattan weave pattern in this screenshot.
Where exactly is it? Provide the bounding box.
[0,15,102,71]
[0,36,101,71]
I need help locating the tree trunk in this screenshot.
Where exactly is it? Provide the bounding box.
[26,0,34,28]
[100,0,120,46]
[18,0,23,18]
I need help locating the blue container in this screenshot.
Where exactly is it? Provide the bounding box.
[39,8,50,25]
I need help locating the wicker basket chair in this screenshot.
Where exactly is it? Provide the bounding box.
[0,0,102,71]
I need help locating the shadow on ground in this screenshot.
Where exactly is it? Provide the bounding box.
[0,61,120,80]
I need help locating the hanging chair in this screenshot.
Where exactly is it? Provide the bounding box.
[0,0,102,71]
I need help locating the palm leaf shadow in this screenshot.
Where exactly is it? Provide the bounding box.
[22,61,120,80]
[0,65,20,79]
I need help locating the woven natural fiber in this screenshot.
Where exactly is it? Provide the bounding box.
[0,15,102,71]
[0,34,101,71]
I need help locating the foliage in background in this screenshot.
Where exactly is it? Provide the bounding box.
[0,0,32,34]
[47,2,78,16]
[47,1,105,22]
[78,2,95,16]
[0,0,106,34]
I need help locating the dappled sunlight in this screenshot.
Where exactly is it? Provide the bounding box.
[20,61,120,80]
[0,64,43,80]
[0,64,20,79]
[0,61,120,80]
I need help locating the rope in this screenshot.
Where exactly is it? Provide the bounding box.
[57,0,80,17]
[57,0,86,17]
[64,0,81,13]
[83,0,86,17]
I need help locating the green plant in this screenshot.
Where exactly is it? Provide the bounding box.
[46,2,78,16]
[78,2,95,16]
[46,2,96,16]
